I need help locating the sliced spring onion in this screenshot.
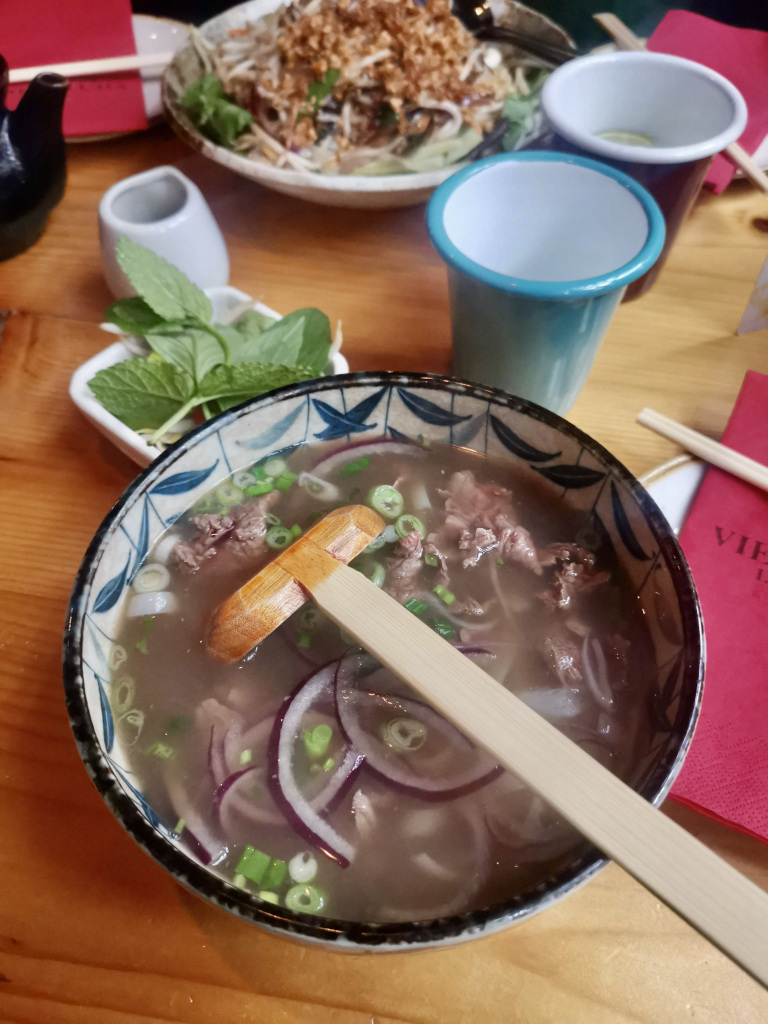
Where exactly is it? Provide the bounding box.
[263,456,287,478]
[297,472,341,501]
[433,584,456,607]
[215,481,245,506]
[404,598,428,616]
[246,482,273,496]
[432,619,456,640]
[166,714,191,734]
[288,851,318,884]
[146,741,175,759]
[424,553,438,568]
[367,485,404,520]
[340,456,371,476]
[235,845,271,885]
[298,633,312,649]
[108,645,128,672]
[285,883,325,915]
[233,873,247,889]
[261,858,287,889]
[497,557,504,566]
[135,637,148,654]
[112,676,135,716]
[233,470,257,489]
[365,535,386,552]
[264,513,281,526]
[381,716,427,752]
[380,524,399,544]
[132,563,171,594]
[302,723,333,759]
[127,591,177,617]
[151,531,180,565]
[218,507,229,516]
[395,514,425,540]
[298,606,321,631]
[239,748,253,766]
[290,524,302,537]
[266,525,293,549]
[322,757,335,772]
[252,464,268,482]
[259,890,280,904]
[173,817,186,836]
[275,472,298,492]
[356,561,385,587]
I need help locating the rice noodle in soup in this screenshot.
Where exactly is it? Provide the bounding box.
[111,439,656,923]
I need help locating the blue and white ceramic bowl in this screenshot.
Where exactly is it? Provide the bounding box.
[63,373,704,951]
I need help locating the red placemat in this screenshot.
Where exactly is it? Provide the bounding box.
[671,371,768,843]
[648,11,768,193]
[3,0,147,137]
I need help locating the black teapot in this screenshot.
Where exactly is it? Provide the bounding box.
[0,55,68,261]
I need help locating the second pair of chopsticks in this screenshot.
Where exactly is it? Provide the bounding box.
[8,52,175,85]
[638,407,768,492]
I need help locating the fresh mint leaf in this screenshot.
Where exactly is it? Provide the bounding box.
[198,362,317,405]
[88,357,194,430]
[116,238,213,323]
[233,310,278,339]
[181,73,253,148]
[237,308,331,373]
[104,297,168,335]
[145,326,226,384]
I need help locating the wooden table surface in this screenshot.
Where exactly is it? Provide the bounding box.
[1,126,768,1024]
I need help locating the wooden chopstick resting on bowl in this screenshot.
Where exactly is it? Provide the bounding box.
[593,12,768,196]
[8,52,176,85]
[207,507,768,989]
[638,408,768,492]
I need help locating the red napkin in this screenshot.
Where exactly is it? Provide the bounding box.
[648,11,768,193]
[671,371,768,842]
[3,0,147,137]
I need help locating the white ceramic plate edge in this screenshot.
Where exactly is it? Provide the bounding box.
[640,454,707,536]
[69,286,349,467]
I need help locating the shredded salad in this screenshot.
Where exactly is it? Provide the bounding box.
[183,0,549,175]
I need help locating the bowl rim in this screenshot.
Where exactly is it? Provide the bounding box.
[62,371,704,950]
[426,151,666,299]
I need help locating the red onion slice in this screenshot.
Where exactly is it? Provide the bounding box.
[581,636,616,712]
[164,768,228,867]
[268,662,361,867]
[311,439,425,479]
[335,651,499,800]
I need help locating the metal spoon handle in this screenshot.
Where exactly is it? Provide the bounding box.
[476,26,578,66]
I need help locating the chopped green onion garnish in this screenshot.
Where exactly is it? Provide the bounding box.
[235,845,271,885]
[364,561,386,588]
[424,553,438,567]
[146,741,175,759]
[285,883,325,915]
[322,757,335,772]
[367,484,404,520]
[252,464,268,481]
[381,716,427,752]
[302,723,333,758]
[432,619,456,640]
[239,748,253,766]
[299,605,321,631]
[497,557,504,566]
[263,456,287,478]
[215,481,245,507]
[433,584,456,607]
[259,890,280,904]
[276,471,298,492]
[218,507,229,516]
[144,617,154,635]
[166,714,191,734]
[297,633,312,649]
[264,513,281,526]
[135,637,148,654]
[233,873,247,889]
[266,524,293,549]
[395,514,425,539]
[290,524,302,537]
[246,482,273,496]
[404,597,428,616]
[173,817,186,835]
[340,456,371,476]
[261,858,287,889]
[366,535,386,551]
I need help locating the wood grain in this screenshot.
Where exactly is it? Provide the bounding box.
[1,126,768,1023]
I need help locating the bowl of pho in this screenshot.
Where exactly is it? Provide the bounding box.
[63,372,703,950]
[161,0,573,209]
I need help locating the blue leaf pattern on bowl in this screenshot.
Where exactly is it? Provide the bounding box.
[97,673,114,753]
[610,481,650,561]
[534,464,606,489]
[93,554,132,614]
[397,388,472,427]
[452,413,486,448]
[312,386,386,440]
[237,401,305,450]
[129,497,151,580]
[150,461,220,495]
[490,414,562,463]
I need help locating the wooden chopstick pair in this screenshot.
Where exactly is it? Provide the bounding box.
[7,52,175,85]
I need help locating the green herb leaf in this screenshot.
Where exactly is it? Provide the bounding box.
[145,326,226,384]
[233,309,278,339]
[181,73,253,148]
[246,308,331,373]
[104,297,169,336]
[88,357,194,430]
[298,68,341,122]
[379,103,399,127]
[198,361,317,406]
[116,238,213,323]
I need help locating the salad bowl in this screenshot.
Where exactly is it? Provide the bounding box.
[63,372,704,950]
[162,0,573,209]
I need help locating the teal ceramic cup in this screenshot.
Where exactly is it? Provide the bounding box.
[426,152,665,414]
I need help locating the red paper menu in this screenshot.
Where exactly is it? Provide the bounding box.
[671,371,768,842]
[3,0,147,137]
[648,11,768,194]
